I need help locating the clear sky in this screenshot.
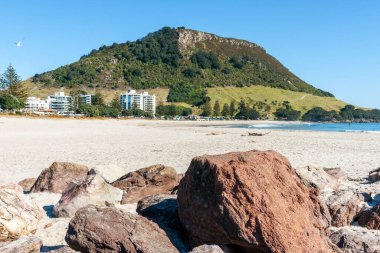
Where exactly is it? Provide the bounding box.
[1,1,379,108]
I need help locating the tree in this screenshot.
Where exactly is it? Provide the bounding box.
[275,107,301,121]
[235,99,259,120]
[1,65,28,100]
[201,100,212,117]
[167,82,210,106]
[235,99,248,119]
[213,100,221,117]
[94,91,104,106]
[302,107,340,122]
[111,95,122,111]
[229,101,236,117]
[77,104,100,117]
[221,103,229,117]
[0,92,24,110]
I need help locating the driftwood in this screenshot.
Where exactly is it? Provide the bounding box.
[242,131,271,137]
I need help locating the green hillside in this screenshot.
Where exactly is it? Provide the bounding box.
[31,27,333,98]
[207,86,347,113]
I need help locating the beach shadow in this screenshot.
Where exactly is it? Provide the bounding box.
[139,199,190,253]
[43,205,55,218]
[40,245,66,252]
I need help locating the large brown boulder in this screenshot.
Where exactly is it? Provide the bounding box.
[65,204,180,253]
[358,204,380,229]
[31,162,89,193]
[0,184,45,241]
[111,164,180,204]
[53,174,123,217]
[177,150,336,253]
[0,236,42,253]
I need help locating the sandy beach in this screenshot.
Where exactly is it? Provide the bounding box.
[1,117,379,185]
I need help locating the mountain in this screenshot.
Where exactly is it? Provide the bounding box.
[31,27,333,98]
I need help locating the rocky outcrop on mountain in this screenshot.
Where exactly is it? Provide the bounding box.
[31,162,89,193]
[88,164,125,183]
[0,184,45,241]
[112,164,180,204]
[177,150,335,252]
[0,236,42,253]
[358,204,380,229]
[65,204,180,253]
[369,168,380,183]
[177,29,262,55]
[329,228,380,253]
[18,178,37,192]
[53,174,123,217]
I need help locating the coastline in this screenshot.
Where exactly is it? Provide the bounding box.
[1,117,379,186]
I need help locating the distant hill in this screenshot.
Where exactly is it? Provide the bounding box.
[31,27,334,98]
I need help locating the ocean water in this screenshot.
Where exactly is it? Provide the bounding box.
[230,122,380,132]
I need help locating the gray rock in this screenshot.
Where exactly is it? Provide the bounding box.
[88,164,125,183]
[53,174,123,217]
[189,245,235,253]
[0,184,45,241]
[329,228,380,253]
[326,189,366,227]
[369,168,380,183]
[0,236,42,253]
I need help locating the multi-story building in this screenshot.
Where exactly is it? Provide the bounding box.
[48,92,73,112]
[25,97,50,112]
[120,90,156,114]
[79,94,96,105]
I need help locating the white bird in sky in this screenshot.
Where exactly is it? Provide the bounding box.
[14,41,22,47]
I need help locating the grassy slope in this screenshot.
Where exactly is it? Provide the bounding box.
[207,86,347,113]
[208,86,347,113]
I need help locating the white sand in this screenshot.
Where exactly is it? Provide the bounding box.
[0,117,379,185]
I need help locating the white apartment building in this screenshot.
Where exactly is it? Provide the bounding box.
[120,90,156,114]
[48,92,73,112]
[79,94,95,105]
[25,97,50,112]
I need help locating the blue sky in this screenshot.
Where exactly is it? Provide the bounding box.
[1,1,379,108]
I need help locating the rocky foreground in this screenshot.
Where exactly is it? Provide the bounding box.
[1,150,380,253]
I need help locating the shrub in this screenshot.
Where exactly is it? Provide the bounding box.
[0,93,24,110]
[302,107,340,122]
[167,82,210,106]
[156,104,192,117]
[191,51,220,69]
[274,107,301,121]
